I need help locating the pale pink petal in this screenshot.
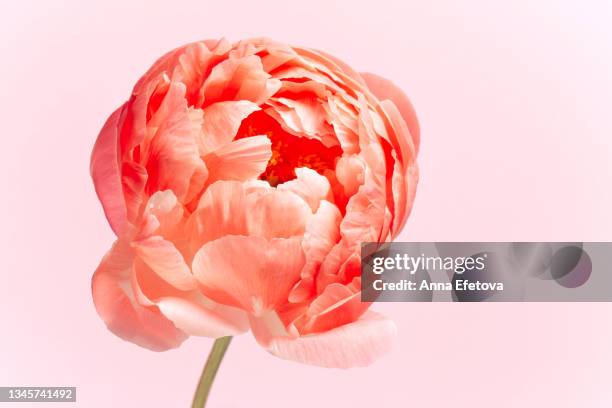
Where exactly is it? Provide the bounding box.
[198,101,261,155]
[156,294,250,337]
[92,240,187,351]
[262,311,396,368]
[188,181,250,252]
[132,256,249,338]
[131,236,197,291]
[246,189,312,239]
[143,190,184,238]
[91,104,128,236]
[277,167,333,212]
[248,310,291,346]
[204,136,272,184]
[360,72,420,154]
[192,235,305,314]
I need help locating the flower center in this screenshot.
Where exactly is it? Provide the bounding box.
[236,111,342,187]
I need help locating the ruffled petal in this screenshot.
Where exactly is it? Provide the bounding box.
[200,54,281,106]
[156,294,250,337]
[91,240,187,351]
[192,235,305,314]
[298,280,368,334]
[132,256,249,338]
[204,135,272,183]
[265,97,336,146]
[261,311,396,368]
[360,72,420,154]
[131,236,197,291]
[198,100,260,155]
[277,167,333,212]
[143,81,208,203]
[246,189,312,239]
[289,201,342,303]
[188,181,250,252]
[91,104,128,235]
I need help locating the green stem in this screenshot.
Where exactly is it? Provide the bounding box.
[191,336,232,408]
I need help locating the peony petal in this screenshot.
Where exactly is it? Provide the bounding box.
[121,161,148,224]
[156,294,250,337]
[204,135,272,184]
[200,54,281,106]
[277,167,333,212]
[199,101,261,155]
[171,42,229,106]
[143,81,208,203]
[131,236,197,291]
[192,235,305,314]
[289,201,342,303]
[380,99,417,167]
[188,181,250,252]
[309,48,367,86]
[92,240,187,351]
[262,311,396,368]
[268,97,335,140]
[143,190,184,238]
[335,155,366,197]
[91,104,128,235]
[246,189,313,239]
[132,255,249,338]
[392,157,419,237]
[299,281,369,334]
[360,72,420,154]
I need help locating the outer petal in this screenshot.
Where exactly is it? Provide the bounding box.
[360,72,420,154]
[261,311,396,368]
[131,236,197,291]
[192,235,305,314]
[309,48,367,86]
[298,280,369,334]
[132,258,249,338]
[92,240,187,351]
[156,295,249,337]
[91,104,128,236]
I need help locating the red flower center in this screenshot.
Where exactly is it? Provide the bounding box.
[236,111,342,187]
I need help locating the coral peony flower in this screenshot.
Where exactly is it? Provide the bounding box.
[91,37,419,368]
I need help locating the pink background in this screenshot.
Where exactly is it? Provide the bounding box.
[2,0,612,406]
